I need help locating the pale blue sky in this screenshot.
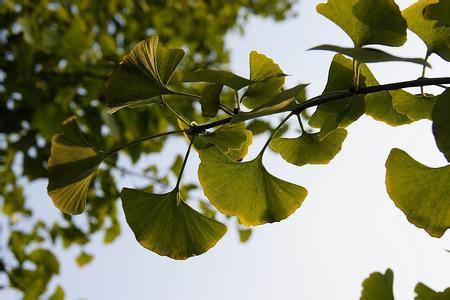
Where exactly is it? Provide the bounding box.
[3,1,449,299]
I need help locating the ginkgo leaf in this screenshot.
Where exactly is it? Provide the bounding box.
[360,269,395,300]
[423,0,450,27]
[310,45,429,66]
[121,188,226,260]
[47,117,108,215]
[243,51,286,109]
[317,0,407,47]
[76,252,93,267]
[391,90,437,121]
[432,89,450,161]
[182,69,251,90]
[232,84,307,123]
[201,84,223,118]
[270,129,347,166]
[309,54,365,138]
[385,148,450,237]
[361,64,413,126]
[198,147,308,226]
[402,0,450,62]
[415,282,450,300]
[106,36,185,113]
[180,122,253,161]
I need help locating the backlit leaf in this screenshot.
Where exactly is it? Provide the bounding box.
[106,36,185,113]
[270,129,347,166]
[423,0,450,27]
[233,84,307,123]
[432,89,450,161]
[47,117,108,215]
[121,188,226,259]
[402,0,450,61]
[182,69,250,90]
[310,45,429,66]
[385,148,450,237]
[360,269,395,300]
[243,51,285,109]
[391,90,437,121]
[317,0,406,47]
[198,147,308,226]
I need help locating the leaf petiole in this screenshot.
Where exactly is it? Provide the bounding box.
[175,136,195,190]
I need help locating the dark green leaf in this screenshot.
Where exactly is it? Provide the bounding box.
[360,269,395,300]
[198,147,308,226]
[201,84,223,118]
[423,0,450,27]
[270,129,347,166]
[415,282,450,300]
[317,0,406,47]
[47,117,108,215]
[385,148,450,237]
[310,45,430,66]
[106,36,185,113]
[121,188,226,260]
[432,89,450,161]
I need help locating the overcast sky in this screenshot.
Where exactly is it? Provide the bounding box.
[3,1,449,299]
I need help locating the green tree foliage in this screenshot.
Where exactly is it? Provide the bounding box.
[1,0,449,299]
[0,0,297,297]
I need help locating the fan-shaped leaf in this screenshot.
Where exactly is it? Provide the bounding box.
[385,148,450,237]
[201,84,223,118]
[106,36,185,113]
[233,83,307,123]
[121,188,226,260]
[47,117,108,215]
[198,147,308,226]
[317,0,406,47]
[391,90,437,121]
[360,269,395,300]
[310,44,429,66]
[423,0,450,27]
[182,69,250,90]
[403,0,450,61]
[432,89,450,161]
[243,51,285,109]
[270,129,347,166]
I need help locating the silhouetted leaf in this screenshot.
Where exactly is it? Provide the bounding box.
[360,269,394,300]
[403,1,450,61]
[47,117,108,215]
[199,147,307,226]
[317,0,406,47]
[432,89,450,161]
[106,36,185,113]
[310,45,429,66]
[270,129,347,166]
[121,188,226,259]
[386,148,450,237]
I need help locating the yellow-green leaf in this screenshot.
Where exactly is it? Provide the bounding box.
[106,36,185,113]
[385,148,450,237]
[317,0,406,47]
[360,269,395,300]
[432,89,450,161]
[243,51,285,109]
[76,252,93,267]
[270,129,347,166]
[47,117,108,215]
[391,90,437,121]
[198,147,308,226]
[402,0,450,61]
[121,188,226,260]
[415,282,450,300]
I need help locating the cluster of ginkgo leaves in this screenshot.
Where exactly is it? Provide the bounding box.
[47,0,449,268]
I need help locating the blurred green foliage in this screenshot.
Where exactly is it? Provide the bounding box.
[0,0,297,297]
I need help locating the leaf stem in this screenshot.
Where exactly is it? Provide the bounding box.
[175,136,195,190]
[296,113,305,133]
[420,52,431,96]
[110,130,187,154]
[172,90,202,99]
[160,96,190,126]
[259,112,293,156]
[235,90,241,113]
